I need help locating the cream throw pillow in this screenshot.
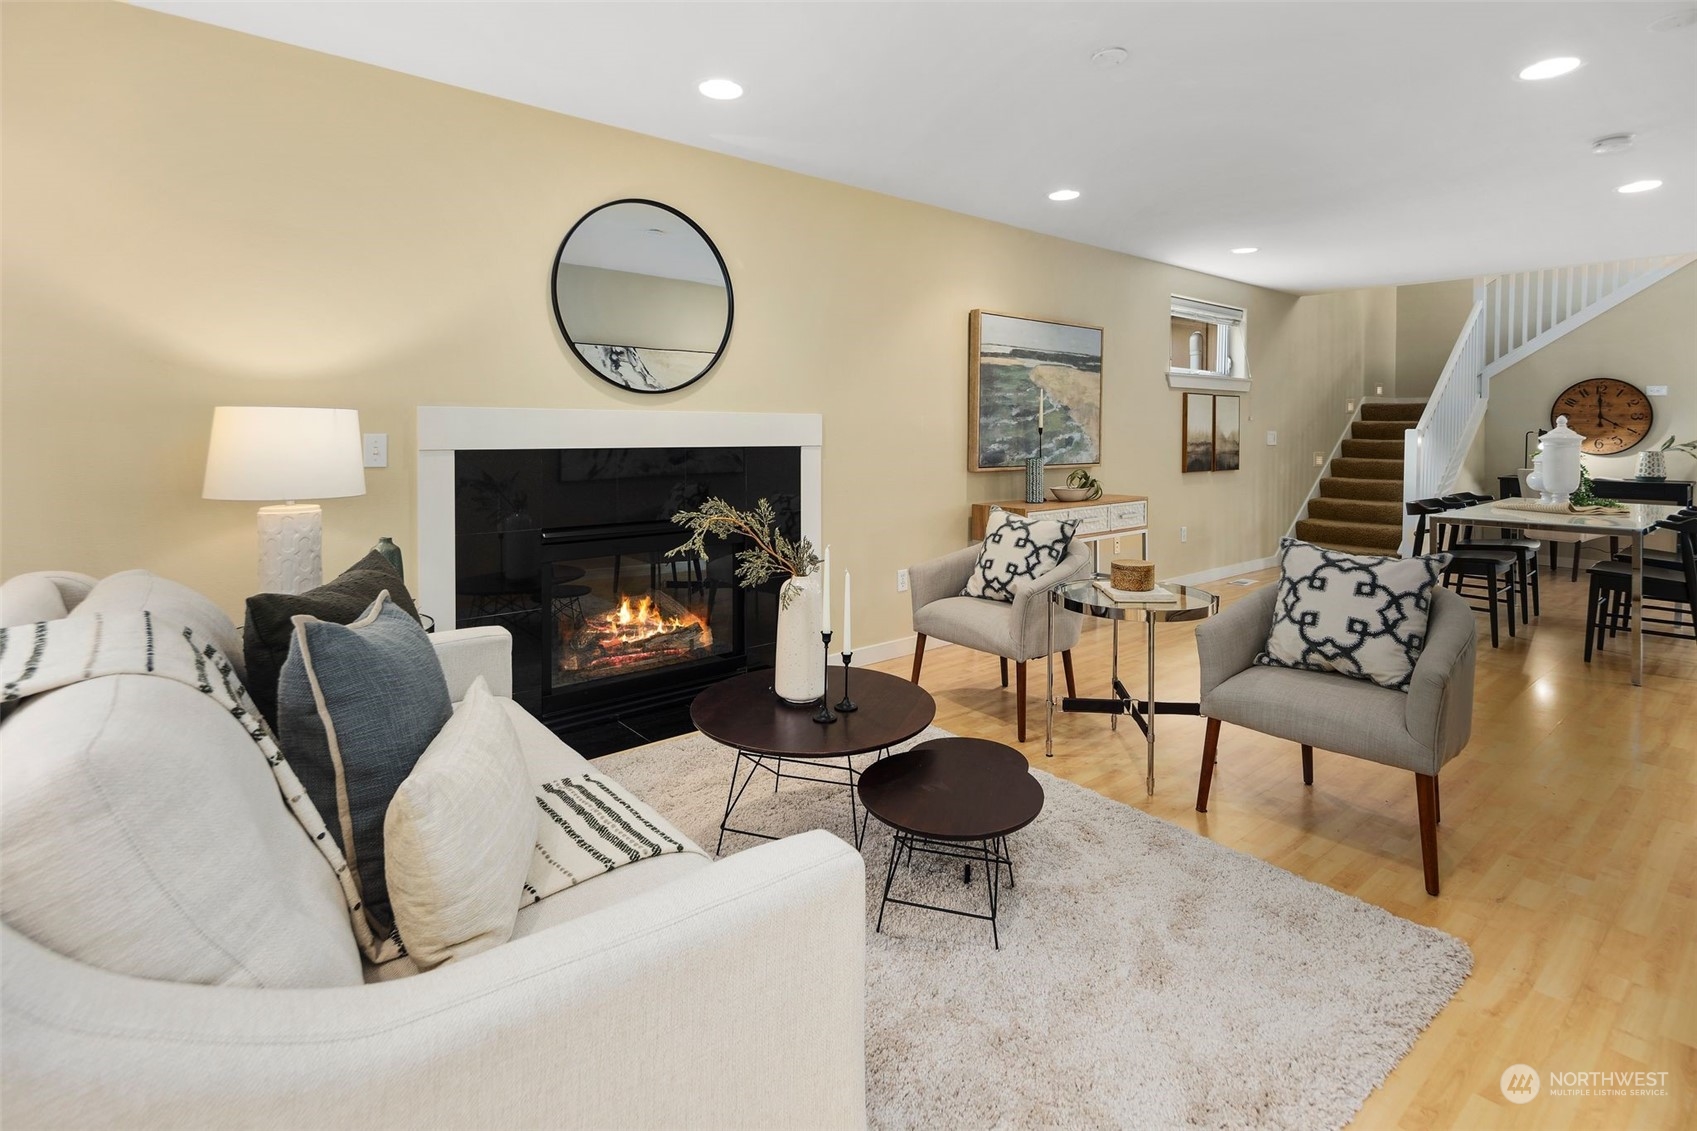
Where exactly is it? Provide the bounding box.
[384,676,535,970]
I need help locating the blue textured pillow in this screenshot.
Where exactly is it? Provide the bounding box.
[278,591,452,943]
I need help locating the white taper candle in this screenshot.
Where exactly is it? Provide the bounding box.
[842,571,853,656]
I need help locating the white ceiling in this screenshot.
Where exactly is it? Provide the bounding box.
[139,1,1697,294]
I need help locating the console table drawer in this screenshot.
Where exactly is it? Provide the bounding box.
[968,494,1148,543]
[1109,500,1147,529]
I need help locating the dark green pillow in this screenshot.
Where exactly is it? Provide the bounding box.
[244,550,421,731]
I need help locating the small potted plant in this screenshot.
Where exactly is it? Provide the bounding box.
[1638,435,1697,482]
[669,498,824,704]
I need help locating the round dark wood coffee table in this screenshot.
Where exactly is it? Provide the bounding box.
[858,737,1044,948]
[691,667,936,852]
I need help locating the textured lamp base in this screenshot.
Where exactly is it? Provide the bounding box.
[257,503,324,595]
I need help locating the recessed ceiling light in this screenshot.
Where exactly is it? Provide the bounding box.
[698,78,743,100]
[1617,179,1663,193]
[1231,247,1259,255]
[1518,56,1581,81]
[1048,189,1080,202]
[1091,47,1129,68]
[1591,133,1635,155]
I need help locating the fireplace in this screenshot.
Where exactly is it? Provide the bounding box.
[449,443,799,755]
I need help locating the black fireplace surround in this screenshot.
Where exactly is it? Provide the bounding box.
[454,446,800,756]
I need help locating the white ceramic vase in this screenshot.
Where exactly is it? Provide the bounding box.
[1637,449,1667,481]
[773,574,825,705]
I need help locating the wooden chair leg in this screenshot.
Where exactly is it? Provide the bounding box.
[1530,555,1540,617]
[1505,573,1516,638]
[1518,557,1530,624]
[1061,650,1077,698]
[1584,583,1597,662]
[1415,773,1440,896]
[1487,576,1500,648]
[1196,718,1221,812]
[910,634,927,683]
[1015,662,1027,743]
[1000,656,1009,688]
[1301,744,1313,786]
[1433,775,1441,825]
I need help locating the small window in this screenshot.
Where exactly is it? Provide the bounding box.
[1168,296,1247,387]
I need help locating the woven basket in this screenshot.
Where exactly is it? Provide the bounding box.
[1111,560,1155,592]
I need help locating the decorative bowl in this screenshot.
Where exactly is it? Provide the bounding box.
[1049,487,1092,502]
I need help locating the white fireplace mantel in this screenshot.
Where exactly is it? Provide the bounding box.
[415,407,823,627]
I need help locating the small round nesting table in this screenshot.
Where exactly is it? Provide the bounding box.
[691,668,936,853]
[1045,578,1219,795]
[858,738,1044,948]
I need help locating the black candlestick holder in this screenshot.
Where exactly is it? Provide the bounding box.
[836,652,858,713]
[812,630,838,724]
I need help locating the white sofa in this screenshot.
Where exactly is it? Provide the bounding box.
[0,571,867,1130]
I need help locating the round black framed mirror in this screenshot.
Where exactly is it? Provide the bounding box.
[551,199,734,394]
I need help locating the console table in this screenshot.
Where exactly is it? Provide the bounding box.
[1498,474,1693,506]
[969,495,1149,568]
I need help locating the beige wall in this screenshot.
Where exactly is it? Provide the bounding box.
[1394,279,1475,398]
[1483,262,1697,483]
[1,2,1389,650]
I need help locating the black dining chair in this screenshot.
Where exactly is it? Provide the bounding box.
[1407,500,1516,647]
[1610,506,1697,570]
[1585,514,1697,662]
[1439,493,1541,623]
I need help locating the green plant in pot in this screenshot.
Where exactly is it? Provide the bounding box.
[1638,435,1697,482]
[1065,469,1104,500]
[669,498,825,705]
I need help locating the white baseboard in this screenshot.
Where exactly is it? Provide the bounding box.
[848,554,1278,666]
[1165,554,1278,588]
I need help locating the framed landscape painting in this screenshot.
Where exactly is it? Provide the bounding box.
[1183,393,1213,472]
[968,311,1103,473]
[1213,395,1241,471]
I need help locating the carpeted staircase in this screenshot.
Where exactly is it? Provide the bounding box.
[1294,400,1425,555]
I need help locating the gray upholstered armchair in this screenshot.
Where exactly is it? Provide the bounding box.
[1193,583,1476,895]
[907,542,1093,741]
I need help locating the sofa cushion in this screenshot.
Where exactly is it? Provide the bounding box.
[1256,538,1449,691]
[1204,664,1436,774]
[961,508,1077,603]
[244,550,420,730]
[913,595,1020,658]
[71,569,245,681]
[385,678,534,971]
[0,674,362,987]
[0,575,68,627]
[278,592,452,944]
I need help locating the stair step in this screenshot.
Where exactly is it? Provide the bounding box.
[1352,419,1411,441]
[1302,541,1402,559]
[1318,477,1403,502]
[1295,518,1404,552]
[1341,438,1404,459]
[1308,497,1404,525]
[1361,401,1426,422]
[1330,457,1405,481]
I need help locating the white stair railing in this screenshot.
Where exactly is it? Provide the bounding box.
[1477,254,1694,378]
[1402,302,1486,553]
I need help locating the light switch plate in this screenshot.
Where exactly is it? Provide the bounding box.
[363,433,388,468]
[1265,430,1278,446]
[1647,385,1669,396]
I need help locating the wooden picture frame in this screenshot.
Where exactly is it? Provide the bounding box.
[1213,394,1241,471]
[1183,393,1213,472]
[968,310,1103,473]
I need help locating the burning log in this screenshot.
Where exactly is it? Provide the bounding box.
[557,590,714,679]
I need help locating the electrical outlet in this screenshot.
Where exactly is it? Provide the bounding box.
[895,568,909,593]
[1265,430,1278,446]
[362,433,388,468]
[1180,526,1189,543]
[1112,536,1122,554]
[1314,451,1326,467]
[1375,385,1384,396]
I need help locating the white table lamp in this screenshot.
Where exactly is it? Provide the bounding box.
[202,407,366,594]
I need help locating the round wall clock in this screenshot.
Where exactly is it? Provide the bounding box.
[1550,377,1653,454]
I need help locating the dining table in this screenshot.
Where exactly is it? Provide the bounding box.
[1429,500,1680,686]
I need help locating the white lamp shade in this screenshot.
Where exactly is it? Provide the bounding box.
[202,407,366,501]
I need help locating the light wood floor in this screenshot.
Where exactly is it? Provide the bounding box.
[871,565,1695,1130]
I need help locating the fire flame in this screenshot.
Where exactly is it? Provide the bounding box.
[604,594,712,647]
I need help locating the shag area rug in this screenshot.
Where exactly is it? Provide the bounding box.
[600,726,1471,1130]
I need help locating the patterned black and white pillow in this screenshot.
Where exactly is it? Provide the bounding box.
[1255,538,1450,690]
[961,509,1078,603]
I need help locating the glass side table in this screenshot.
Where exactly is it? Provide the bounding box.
[1045,577,1219,795]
